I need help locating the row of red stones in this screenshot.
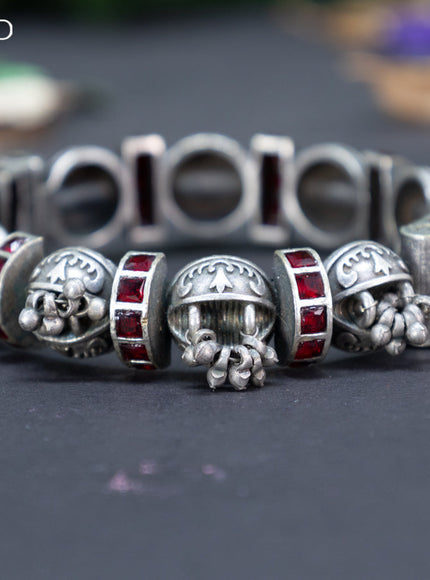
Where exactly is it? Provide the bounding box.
[284,250,327,361]
[114,254,156,369]
[0,236,30,342]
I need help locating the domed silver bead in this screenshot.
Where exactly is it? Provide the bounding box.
[167,255,277,390]
[19,247,116,357]
[325,240,428,353]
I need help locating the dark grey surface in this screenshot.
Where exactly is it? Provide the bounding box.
[2,11,430,580]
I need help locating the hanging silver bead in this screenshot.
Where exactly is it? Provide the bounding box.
[19,247,116,358]
[325,240,428,354]
[167,255,277,390]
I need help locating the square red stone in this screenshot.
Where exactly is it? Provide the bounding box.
[117,277,146,303]
[285,250,317,268]
[300,305,327,334]
[0,236,27,253]
[115,310,142,338]
[295,339,325,360]
[295,272,325,300]
[123,254,155,272]
[119,343,149,362]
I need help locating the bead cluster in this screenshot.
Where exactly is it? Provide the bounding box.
[0,229,428,390]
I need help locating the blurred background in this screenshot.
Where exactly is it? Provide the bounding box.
[1,0,430,158]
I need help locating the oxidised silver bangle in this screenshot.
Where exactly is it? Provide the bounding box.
[1,133,430,254]
[0,213,428,391]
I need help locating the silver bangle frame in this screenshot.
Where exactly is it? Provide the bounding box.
[0,132,428,252]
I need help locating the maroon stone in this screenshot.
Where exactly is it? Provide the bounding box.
[117,277,146,303]
[300,305,327,334]
[123,254,155,272]
[0,257,7,274]
[0,236,28,253]
[115,310,142,338]
[295,339,325,360]
[138,363,156,370]
[119,343,149,362]
[295,272,325,300]
[0,327,8,341]
[285,250,317,268]
[261,154,280,226]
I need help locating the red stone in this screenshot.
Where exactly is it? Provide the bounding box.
[300,306,327,334]
[117,277,146,303]
[295,273,325,299]
[123,254,155,272]
[138,363,156,370]
[285,250,317,268]
[0,327,8,341]
[115,310,142,338]
[261,154,280,226]
[295,339,325,360]
[119,343,149,362]
[0,257,7,274]
[0,236,28,253]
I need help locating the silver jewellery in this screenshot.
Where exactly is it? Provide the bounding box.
[168,256,277,390]
[2,134,430,253]
[0,214,427,390]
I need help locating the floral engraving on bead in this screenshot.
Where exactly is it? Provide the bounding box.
[326,241,426,355]
[19,248,115,358]
[176,257,266,299]
[168,255,277,390]
[336,243,408,289]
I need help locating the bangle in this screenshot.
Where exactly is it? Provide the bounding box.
[1,132,430,253]
[1,214,429,391]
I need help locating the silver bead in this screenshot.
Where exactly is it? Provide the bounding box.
[168,255,276,390]
[0,232,44,347]
[325,240,427,353]
[110,252,170,370]
[273,248,333,366]
[19,247,116,357]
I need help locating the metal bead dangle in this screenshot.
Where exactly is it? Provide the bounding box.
[167,255,278,390]
[324,240,428,354]
[19,247,116,358]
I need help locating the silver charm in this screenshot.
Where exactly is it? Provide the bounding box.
[19,247,116,357]
[110,251,170,369]
[325,240,428,354]
[0,232,44,347]
[168,255,277,390]
[273,248,333,365]
[400,214,430,347]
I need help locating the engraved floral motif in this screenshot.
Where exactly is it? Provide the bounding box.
[177,256,266,299]
[336,243,408,289]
